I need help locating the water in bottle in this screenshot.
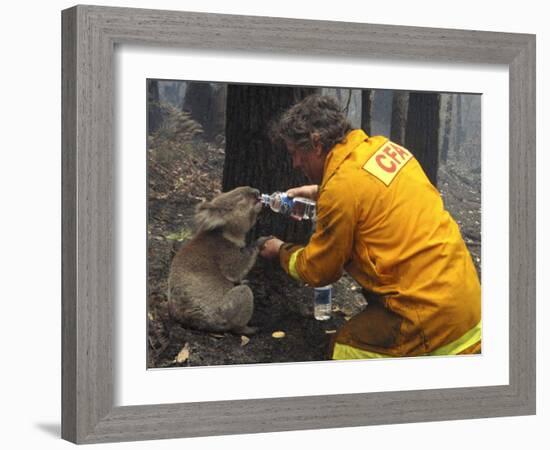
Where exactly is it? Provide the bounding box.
[313,285,332,321]
[260,192,316,221]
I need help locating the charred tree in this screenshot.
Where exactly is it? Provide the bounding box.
[456,94,465,146]
[390,91,409,145]
[439,94,454,164]
[210,84,227,143]
[454,95,482,172]
[182,82,226,141]
[405,92,441,186]
[147,80,162,135]
[361,90,374,135]
[223,85,317,243]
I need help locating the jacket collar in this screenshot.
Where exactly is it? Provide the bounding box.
[321,129,368,189]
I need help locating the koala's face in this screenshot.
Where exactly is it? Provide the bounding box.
[195,186,262,236]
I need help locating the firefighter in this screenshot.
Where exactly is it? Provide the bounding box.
[260,94,481,359]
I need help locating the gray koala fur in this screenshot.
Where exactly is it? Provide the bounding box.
[168,186,268,335]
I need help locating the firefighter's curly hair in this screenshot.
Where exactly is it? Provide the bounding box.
[270,94,353,153]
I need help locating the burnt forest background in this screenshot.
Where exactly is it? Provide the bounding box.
[147,81,482,368]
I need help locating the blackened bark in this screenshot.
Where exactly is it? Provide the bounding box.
[405,92,441,186]
[390,91,409,145]
[361,90,374,135]
[456,94,466,148]
[440,94,454,164]
[210,84,227,142]
[182,82,225,140]
[223,85,317,243]
[147,80,162,135]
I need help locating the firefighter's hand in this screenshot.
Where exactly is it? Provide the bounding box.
[259,237,284,260]
[255,235,274,249]
[286,184,319,201]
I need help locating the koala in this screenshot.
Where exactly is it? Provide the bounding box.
[168,186,268,335]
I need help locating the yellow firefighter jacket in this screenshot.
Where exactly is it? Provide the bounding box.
[279,129,481,358]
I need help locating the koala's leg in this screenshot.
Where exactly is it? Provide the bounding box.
[215,284,257,335]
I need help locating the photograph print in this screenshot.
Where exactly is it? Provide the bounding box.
[146,80,482,369]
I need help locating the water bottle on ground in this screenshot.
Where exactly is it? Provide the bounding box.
[260,192,316,221]
[313,285,332,320]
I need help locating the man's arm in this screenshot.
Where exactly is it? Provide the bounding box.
[263,179,357,287]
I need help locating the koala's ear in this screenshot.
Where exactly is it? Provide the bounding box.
[194,201,227,233]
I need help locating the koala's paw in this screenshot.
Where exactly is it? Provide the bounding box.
[255,235,274,249]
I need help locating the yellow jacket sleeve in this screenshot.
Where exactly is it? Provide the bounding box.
[279,176,357,286]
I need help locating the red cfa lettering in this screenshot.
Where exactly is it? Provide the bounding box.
[383,146,400,164]
[364,141,413,186]
[376,143,411,173]
[390,143,410,160]
[376,154,397,173]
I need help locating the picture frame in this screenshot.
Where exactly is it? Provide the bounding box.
[61,4,536,444]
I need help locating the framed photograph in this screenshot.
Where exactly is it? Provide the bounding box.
[62,5,535,444]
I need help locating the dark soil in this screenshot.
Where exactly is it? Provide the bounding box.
[147,135,481,369]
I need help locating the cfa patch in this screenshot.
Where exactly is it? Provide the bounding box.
[362,141,413,186]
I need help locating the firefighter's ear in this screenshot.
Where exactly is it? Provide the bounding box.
[310,132,323,155]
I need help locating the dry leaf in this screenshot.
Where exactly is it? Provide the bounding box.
[324,330,337,334]
[174,343,190,364]
[209,333,225,339]
[340,306,355,317]
[241,336,250,347]
[272,331,286,339]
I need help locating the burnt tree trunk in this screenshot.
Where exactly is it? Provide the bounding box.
[210,84,227,143]
[405,92,441,186]
[361,90,374,135]
[147,80,162,135]
[390,91,409,145]
[182,82,224,141]
[223,85,317,243]
[439,94,454,164]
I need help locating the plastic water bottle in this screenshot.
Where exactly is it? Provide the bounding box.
[309,215,332,320]
[313,285,332,320]
[260,192,316,221]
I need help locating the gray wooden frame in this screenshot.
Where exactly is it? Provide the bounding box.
[62,4,536,444]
